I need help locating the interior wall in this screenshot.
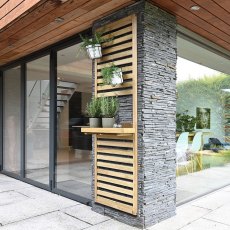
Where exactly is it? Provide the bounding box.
[58,102,69,148]
[81,92,91,115]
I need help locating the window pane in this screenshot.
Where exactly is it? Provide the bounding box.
[176,57,230,204]
[26,55,50,184]
[3,66,21,174]
[56,43,92,199]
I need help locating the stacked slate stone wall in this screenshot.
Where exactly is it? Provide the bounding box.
[140,2,177,227]
[91,1,177,228]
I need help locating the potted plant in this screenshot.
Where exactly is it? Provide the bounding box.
[101,64,123,86]
[80,31,110,59]
[101,97,119,128]
[85,97,102,127]
[176,110,197,132]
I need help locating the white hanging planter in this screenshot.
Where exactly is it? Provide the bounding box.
[86,44,102,59]
[111,68,123,86]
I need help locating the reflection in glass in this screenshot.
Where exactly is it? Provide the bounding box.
[3,67,21,174]
[56,43,92,199]
[176,57,230,204]
[26,56,50,184]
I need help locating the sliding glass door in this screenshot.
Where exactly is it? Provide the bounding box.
[3,66,22,174]
[1,35,92,203]
[25,56,50,185]
[55,43,92,200]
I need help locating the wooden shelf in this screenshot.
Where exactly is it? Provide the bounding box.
[81,127,135,134]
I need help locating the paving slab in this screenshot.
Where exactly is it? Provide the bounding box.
[191,190,230,210]
[17,187,79,209]
[0,180,32,193]
[0,198,58,225]
[63,204,110,225]
[0,174,230,230]
[180,218,230,230]
[223,186,230,192]
[204,203,230,226]
[0,191,28,206]
[148,205,211,230]
[84,219,139,230]
[0,211,90,230]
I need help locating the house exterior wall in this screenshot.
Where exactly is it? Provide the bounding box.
[91,1,177,228]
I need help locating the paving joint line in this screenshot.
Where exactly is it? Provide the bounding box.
[63,212,94,226]
[202,217,230,227]
[0,210,58,226]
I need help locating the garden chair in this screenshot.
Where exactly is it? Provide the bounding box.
[176,132,190,175]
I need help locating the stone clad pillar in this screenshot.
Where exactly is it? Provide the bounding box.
[138,2,177,227]
[92,1,177,228]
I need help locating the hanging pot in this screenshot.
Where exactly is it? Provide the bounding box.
[86,44,102,59]
[111,68,123,86]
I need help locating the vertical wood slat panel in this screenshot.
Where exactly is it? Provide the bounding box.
[94,15,138,215]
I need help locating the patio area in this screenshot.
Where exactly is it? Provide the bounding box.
[0,173,230,230]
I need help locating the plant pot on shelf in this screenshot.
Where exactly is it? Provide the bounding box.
[102,117,115,128]
[86,44,102,59]
[111,68,123,86]
[89,118,102,128]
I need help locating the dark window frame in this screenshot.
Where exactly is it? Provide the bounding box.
[0,29,92,205]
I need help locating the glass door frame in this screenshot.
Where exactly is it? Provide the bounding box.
[0,29,92,205]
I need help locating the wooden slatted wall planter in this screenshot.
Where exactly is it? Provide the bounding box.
[94,15,138,215]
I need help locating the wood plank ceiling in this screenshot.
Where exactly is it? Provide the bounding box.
[150,0,230,53]
[0,0,135,66]
[0,0,230,66]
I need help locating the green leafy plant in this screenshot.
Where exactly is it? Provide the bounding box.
[176,110,197,132]
[80,31,111,48]
[101,97,119,118]
[85,97,102,118]
[101,64,121,85]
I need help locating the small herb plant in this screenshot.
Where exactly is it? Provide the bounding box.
[86,97,102,118]
[101,64,121,85]
[80,31,110,48]
[101,97,119,118]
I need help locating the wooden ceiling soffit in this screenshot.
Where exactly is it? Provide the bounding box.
[150,0,230,53]
[0,0,135,66]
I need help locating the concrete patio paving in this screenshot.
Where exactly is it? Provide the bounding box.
[1,173,230,229]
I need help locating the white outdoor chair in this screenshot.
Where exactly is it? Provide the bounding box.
[176,132,190,175]
[189,132,203,169]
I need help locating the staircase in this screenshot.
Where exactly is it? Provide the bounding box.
[28,80,77,130]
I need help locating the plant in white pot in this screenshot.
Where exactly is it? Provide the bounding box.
[86,97,102,127]
[101,97,119,128]
[101,64,123,87]
[80,31,110,59]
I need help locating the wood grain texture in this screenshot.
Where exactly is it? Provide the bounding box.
[81,128,135,134]
[0,0,42,30]
[0,0,135,65]
[150,0,230,51]
[1,0,230,66]
[96,196,133,214]
[97,168,134,180]
[93,15,138,215]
